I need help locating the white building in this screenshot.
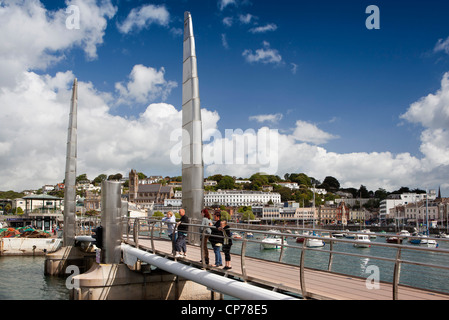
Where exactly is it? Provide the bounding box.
[261,206,316,222]
[276,182,299,190]
[204,190,281,207]
[164,198,182,207]
[379,191,436,222]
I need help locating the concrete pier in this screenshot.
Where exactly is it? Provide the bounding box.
[44,244,96,276]
[71,262,220,300]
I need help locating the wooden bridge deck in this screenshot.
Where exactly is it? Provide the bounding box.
[125,238,449,300]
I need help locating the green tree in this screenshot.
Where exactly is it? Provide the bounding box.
[320,176,340,192]
[374,188,388,200]
[137,172,147,180]
[241,210,255,221]
[217,175,235,190]
[76,173,88,184]
[249,173,269,190]
[152,211,164,219]
[108,173,123,181]
[92,174,107,185]
[220,211,231,221]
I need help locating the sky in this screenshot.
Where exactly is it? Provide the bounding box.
[1,0,449,195]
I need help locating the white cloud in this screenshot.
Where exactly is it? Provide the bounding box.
[249,113,283,124]
[401,72,449,129]
[243,41,283,65]
[2,68,449,194]
[434,37,449,55]
[291,120,338,145]
[0,0,116,86]
[0,70,218,191]
[117,4,170,34]
[219,0,237,11]
[239,14,256,24]
[115,64,178,104]
[222,17,233,27]
[221,33,229,49]
[290,63,298,75]
[249,23,277,34]
[401,72,449,168]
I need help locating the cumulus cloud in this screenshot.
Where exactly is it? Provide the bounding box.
[243,41,283,65]
[249,113,283,124]
[0,0,116,86]
[218,0,237,11]
[239,13,256,24]
[115,64,178,104]
[117,4,170,34]
[0,70,219,190]
[291,120,339,145]
[434,37,449,55]
[249,23,278,34]
[401,72,449,168]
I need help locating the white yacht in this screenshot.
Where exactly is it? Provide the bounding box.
[261,230,285,250]
[353,234,371,248]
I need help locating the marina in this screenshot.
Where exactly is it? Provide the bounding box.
[1,222,449,300]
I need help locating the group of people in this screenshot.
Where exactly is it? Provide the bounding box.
[162,208,232,270]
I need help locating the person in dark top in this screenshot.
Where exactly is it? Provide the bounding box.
[220,220,232,270]
[209,212,223,267]
[175,209,188,258]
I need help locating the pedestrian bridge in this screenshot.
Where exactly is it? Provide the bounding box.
[78,217,449,300]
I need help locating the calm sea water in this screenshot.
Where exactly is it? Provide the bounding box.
[231,235,449,294]
[1,235,448,299]
[0,256,69,300]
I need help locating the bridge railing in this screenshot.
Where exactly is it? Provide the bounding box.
[122,217,449,299]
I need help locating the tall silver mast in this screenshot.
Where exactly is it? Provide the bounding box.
[63,78,78,247]
[182,12,204,224]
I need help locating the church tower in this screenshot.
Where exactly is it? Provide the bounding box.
[129,169,139,203]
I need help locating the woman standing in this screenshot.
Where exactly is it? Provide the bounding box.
[209,212,223,267]
[220,220,232,270]
[200,208,212,265]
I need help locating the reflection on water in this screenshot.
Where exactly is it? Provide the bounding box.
[0,256,69,300]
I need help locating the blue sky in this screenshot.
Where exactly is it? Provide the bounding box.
[1,0,449,194]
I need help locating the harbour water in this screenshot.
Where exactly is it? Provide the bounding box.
[1,234,448,299]
[232,234,449,295]
[0,256,69,300]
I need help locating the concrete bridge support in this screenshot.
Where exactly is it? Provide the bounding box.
[71,262,220,300]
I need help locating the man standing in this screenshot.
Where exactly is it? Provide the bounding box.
[175,209,188,258]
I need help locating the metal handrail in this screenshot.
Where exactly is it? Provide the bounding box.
[121,217,449,299]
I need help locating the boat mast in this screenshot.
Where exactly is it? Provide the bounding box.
[426,189,429,236]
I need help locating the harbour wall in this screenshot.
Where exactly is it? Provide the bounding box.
[0,238,62,256]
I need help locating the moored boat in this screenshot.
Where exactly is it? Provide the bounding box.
[361,229,377,239]
[353,234,371,248]
[386,236,403,244]
[261,230,285,250]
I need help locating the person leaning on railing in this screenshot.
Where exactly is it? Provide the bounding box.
[161,211,176,241]
[220,219,232,270]
[209,211,224,267]
[175,209,188,258]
